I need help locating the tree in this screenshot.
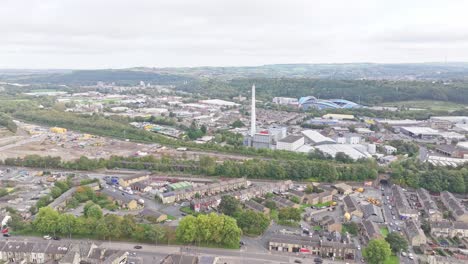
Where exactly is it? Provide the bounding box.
[278,208,301,222]
[50,186,63,199]
[289,196,300,204]
[83,202,103,219]
[304,185,314,194]
[176,215,198,244]
[264,200,277,210]
[236,210,270,236]
[343,222,358,236]
[58,214,77,238]
[218,196,241,217]
[95,220,110,239]
[385,232,408,253]
[231,120,245,128]
[363,239,392,264]
[34,207,60,235]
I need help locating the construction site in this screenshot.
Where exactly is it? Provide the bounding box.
[0,121,156,161]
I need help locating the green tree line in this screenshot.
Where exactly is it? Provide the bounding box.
[1,154,378,182]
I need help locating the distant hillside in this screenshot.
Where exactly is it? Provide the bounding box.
[176,78,468,105]
[133,62,468,80]
[0,69,192,86]
[3,63,468,85]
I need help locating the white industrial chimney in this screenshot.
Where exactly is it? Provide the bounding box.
[250,84,256,136]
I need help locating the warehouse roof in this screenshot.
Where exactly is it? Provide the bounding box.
[401,126,439,135]
[278,135,304,143]
[301,130,335,145]
[315,144,371,160]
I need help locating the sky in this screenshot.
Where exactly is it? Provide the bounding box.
[1,0,468,69]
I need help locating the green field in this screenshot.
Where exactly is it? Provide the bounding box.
[382,100,466,111]
[380,227,389,237]
[384,255,399,264]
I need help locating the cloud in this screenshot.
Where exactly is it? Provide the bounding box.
[0,0,467,68]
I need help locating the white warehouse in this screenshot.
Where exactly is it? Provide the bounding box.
[276,135,304,151]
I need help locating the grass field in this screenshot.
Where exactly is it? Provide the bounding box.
[382,100,466,111]
[380,227,389,237]
[384,255,399,264]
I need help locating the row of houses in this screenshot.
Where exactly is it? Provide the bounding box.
[0,240,127,264]
[431,221,468,238]
[392,185,418,219]
[289,189,334,205]
[268,234,356,260]
[440,191,468,223]
[190,180,293,212]
[158,178,249,204]
[416,188,443,222]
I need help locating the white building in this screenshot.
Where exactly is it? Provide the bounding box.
[315,144,372,160]
[301,130,335,145]
[272,97,298,105]
[276,135,304,151]
[383,145,397,155]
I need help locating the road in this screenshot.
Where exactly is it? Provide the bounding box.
[380,184,417,264]
[7,235,341,264]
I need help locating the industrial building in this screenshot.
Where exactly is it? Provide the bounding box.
[400,127,439,139]
[301,130,335,145]
[276,135,304,151]
[315,144,372,160]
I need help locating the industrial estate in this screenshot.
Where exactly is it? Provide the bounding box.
[1,2,468,264]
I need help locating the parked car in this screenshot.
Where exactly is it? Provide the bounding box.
[43,235,51,240]
[3,234,10,237]
[401,252,407,257]
[134,245,142,249]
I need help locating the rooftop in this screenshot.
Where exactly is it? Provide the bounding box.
[278,135,304,143]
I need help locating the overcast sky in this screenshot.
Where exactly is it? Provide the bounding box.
[1,0,468,69]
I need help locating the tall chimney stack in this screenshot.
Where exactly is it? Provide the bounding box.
[250,84,256,136]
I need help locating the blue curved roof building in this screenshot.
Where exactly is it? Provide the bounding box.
[298,96,360,110]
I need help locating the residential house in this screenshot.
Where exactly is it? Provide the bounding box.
[118,173,150,188]
[268,235,356,260]
[160,254,198,264]
[361,220,382,244]
[100,188,141,210]
[343,196,363,218]
[440,191,468,223]
[191,196,221,212]
[139,208,168,223]
[130,181,152,193]
[303,191,334,205]
[363,204,384,223]
[405,220,427,247]
[319,215,342,233]
[333,183,353,195]
[244,200,270,215]
[431,221,468,238]
[271,196,300,209]
[392,185,418,220]
[417,188,443,222]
